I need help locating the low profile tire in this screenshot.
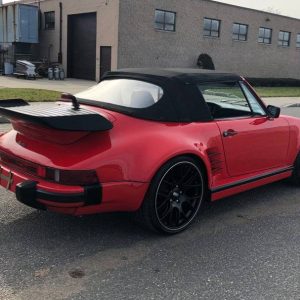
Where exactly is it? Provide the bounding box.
[290,153,300,185]
[137,156,206,234]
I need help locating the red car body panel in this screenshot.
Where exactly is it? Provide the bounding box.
[0,69,299,216]
[216,117,290,176]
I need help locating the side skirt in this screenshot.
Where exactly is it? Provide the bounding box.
[211,166,293,201]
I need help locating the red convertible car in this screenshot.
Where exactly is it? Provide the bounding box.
[0,68,299,234]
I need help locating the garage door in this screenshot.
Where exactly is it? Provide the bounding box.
[67,13,96,80]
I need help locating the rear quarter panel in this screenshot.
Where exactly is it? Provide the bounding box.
[86,113,223,186]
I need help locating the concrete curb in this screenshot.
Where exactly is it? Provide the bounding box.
[282,103,300,107]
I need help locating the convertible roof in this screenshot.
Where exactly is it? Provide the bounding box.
[79,68,243,123]
[105,68,241,84]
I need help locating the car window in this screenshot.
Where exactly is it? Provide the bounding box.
[240,82,266,116]
[198,82,252,119]
[75,79,164,108]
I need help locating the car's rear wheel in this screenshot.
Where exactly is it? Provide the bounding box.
[137,156,205,234]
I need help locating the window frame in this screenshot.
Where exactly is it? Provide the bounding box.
[198,81,252,120]
[296,34,300,48]
[232,23,248,41]
[203,18,221,38]
[239,81,267,117]
[278,30,291,47]
[154,9,176,32]
[258,27,272,44]
[44,11,55,30]
[198,81,268,120]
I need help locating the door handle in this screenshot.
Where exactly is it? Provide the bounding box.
[223,129,238,137]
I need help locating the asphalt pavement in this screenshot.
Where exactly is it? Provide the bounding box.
[1,106,300,300]
[1,179,300,300]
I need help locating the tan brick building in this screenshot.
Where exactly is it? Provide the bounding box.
[16,0,300,81]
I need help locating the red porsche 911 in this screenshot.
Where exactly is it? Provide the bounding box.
[0,68,299,234]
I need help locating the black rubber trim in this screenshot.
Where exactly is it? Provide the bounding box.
[84,184,102,205]
[16,181,46,210]
[36,189,86,203]
[16,180,102,208]
[211,166,294,193]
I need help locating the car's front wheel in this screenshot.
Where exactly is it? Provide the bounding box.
[290,152,300,185]
[137,156,206,234]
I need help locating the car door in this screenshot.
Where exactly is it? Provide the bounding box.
[199,81,290,177]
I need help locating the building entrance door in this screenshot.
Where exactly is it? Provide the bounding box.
[68,12,96,80]
[100,46,112,80]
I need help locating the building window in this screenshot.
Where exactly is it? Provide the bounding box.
[297,34,300,48]
[232,23,248,41]
[44,11,55,30]
[204,18,221,37]
[154,9,176,32]
[258,27,272,44]
[278,31,291,47]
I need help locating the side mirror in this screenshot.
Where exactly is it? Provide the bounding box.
[267,105,280,118]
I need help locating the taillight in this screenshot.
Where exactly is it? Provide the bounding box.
[45,168,99,186]
[0,150,98,186]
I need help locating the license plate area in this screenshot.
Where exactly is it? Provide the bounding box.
[0,166,14,190]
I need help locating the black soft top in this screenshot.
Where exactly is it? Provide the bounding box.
[106,68,241,83]
[79,68,242,123]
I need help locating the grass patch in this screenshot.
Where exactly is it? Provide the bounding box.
[254,87,300,98]
[0,88,61,102]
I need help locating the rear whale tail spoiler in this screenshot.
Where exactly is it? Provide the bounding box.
[0,99,113,131]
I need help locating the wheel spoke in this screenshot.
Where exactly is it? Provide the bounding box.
[180,210,189,221]
[158,191,169,198]
[162,180,173,187]
[173,209,181,226]
[178,166,195,185]
[160,205,173,221]
[182,184,202,189]
[186,195,201,200]
[157,198,170,210]
[181,171,198,186]
[182,200,194,210]
[168,208,175,225]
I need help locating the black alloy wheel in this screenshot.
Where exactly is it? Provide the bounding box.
[137,156,205,234]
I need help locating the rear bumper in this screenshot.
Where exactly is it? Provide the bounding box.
[16,180,101,210]
[0,164,149,215]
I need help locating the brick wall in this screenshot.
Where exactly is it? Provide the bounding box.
[118,0,300,79]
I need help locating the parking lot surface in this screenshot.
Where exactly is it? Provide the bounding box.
[1,109,300,300]
[1,179,300,300]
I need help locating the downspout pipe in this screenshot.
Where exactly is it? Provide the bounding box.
[58,2,62,63]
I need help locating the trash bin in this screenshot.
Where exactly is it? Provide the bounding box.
[54,67,60,80]
[48,67,54,80]
[4,62,14,75]
[59,68,65,80]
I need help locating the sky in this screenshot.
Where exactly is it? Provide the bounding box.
[213,0,300,19]
[1,0,300,19]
